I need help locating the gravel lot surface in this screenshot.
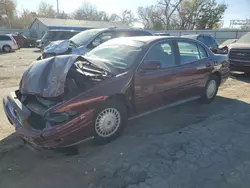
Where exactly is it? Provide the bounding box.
[0,49,250,188]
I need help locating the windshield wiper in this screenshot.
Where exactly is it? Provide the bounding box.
[77,58,113,77]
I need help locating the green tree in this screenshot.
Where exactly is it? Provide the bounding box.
[194,0,227,29]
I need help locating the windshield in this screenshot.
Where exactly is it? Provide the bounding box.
[237,32,250,44]
[85,38,145,71]
[70,29,103,46]
[42,31,56,40]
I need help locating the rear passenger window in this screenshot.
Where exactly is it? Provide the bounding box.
[197,44,208,59]
[96,32,114,43]
[178,41,200,64]
[144,41,175,68]
[60,32,76,40]
[0,36,11,40]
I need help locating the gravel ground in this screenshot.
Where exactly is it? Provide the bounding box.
[0,49,250,188]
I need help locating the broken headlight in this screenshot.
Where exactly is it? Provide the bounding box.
[46,111,78,124]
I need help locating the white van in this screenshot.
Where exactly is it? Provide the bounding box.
[0,34,19,52]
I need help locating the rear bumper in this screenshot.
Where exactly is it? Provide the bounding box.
[230,60,250,72]
[12,44,19,50]
[3,92,95,149]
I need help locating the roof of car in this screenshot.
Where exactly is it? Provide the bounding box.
[183,34,213,39]
[47,29,79,32]
[104,28,152,33]
[116,36,181,43]
[0,34,12,37]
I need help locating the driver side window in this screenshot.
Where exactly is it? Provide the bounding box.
[144,41,176,69]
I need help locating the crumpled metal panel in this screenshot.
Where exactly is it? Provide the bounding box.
[44,40,89,55]
[44,40,70,54]
[20,55,81,98]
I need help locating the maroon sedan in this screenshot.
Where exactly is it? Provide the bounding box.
[3,36,230,149]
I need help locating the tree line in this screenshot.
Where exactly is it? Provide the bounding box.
[0,0,227,30]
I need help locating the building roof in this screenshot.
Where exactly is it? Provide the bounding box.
[32,17,129,29]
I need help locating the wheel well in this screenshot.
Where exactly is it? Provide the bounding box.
[2,45,11,50]
[212,72,221,85]
[108,94,130,114]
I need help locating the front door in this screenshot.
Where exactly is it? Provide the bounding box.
[134,40,181,114]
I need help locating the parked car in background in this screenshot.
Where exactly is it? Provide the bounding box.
[154,33,170,36]
[23,37,37,48]
[228,32,250,74]
[0,34,19,53]
[11,33,27,48]
[36,30,80,49]
[219,39,237,54]
[39,28,153,59]
[3,36,230,149]
[183,34,220,53]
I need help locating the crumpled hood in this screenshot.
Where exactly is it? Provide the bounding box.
[20,55,82,98]
[44,40,88,55]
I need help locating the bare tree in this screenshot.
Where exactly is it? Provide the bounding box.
[37,1,56,18]
[158,0,183,29]
[73,3,135,25]
[0,0,16,27]
[137,5,165,29]
[119,10,137,26]
[73,3,100,21]
[137,0,183,30]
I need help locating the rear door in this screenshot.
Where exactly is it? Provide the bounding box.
[134,39,182,113]
[0,35,12,48]
[175,39,213,98]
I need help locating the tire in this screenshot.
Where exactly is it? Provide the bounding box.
[200,75,219,104]
[2,45,11,53]
[93,99,127,145]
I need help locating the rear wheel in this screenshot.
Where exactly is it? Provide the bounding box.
[2,45,11,52]
[93,99,127,145]
[201,75,219,104]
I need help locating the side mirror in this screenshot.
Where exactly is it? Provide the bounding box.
[142,61,161,70]
[92,39,101,47]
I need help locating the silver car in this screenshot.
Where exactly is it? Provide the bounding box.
[0,34,19,52]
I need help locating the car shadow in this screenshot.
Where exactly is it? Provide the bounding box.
[230,72,250,83]
[33,49,41,53]
[0,96,250,187]
[0,51,15,55]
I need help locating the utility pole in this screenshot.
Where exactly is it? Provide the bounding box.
[57,0,59,15]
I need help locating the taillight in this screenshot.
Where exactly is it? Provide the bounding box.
[13,39,17,45]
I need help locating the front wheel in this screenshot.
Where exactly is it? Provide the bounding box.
[93,99,127,145]
[200,75,219,104]
[2,45,11,52]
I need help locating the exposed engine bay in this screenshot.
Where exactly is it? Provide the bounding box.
[17,55,111,130]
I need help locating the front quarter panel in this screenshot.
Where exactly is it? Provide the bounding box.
[51,71,134,114]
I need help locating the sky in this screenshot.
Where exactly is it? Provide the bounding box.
[16,0,250,28]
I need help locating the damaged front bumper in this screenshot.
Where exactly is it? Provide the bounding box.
[3,92,95,149]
